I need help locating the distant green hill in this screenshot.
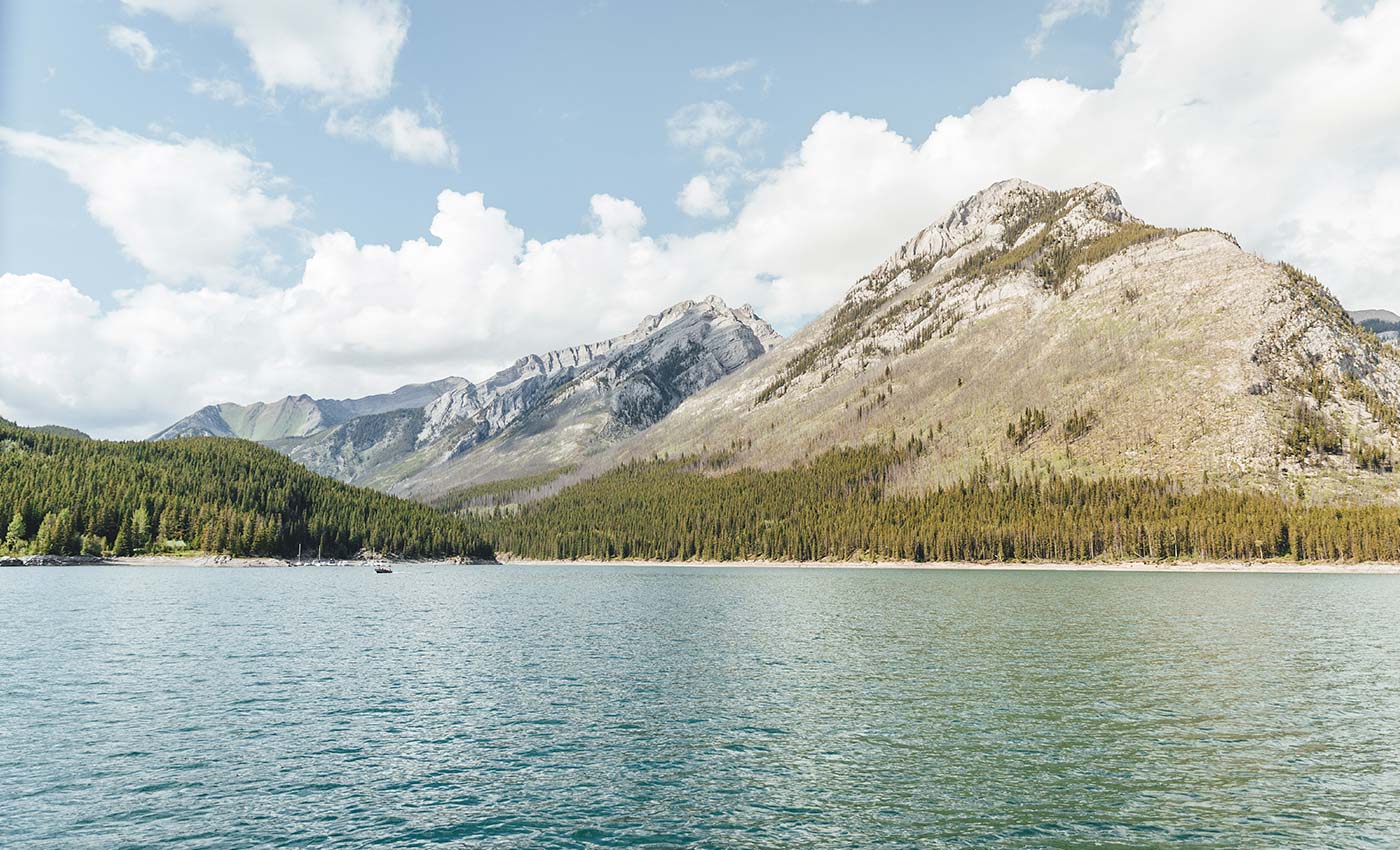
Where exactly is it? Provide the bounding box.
[0,419,492,560]
[31,425,91,440]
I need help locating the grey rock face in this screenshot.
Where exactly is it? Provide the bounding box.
[150,377,468,442]
[270,296,781,494]
[416,296,779,449]
[150,405,237,440]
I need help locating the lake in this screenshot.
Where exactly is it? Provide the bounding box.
[2,563,1398,848]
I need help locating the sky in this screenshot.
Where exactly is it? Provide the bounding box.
[1,0,1397,438]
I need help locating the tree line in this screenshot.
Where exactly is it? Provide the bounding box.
[0,419,492,559]
[483,444,1400,563]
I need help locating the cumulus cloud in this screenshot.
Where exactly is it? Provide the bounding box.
[0,118,298,287]
[676,175,731,218]
[0,193,694,437]
[1027,0,1111,55]
[107,25,159,70]
[325,106,458,167]
[121,0,407,102]
[5,0,1400,437]
[123,0,459,166]
[668,101,765,218]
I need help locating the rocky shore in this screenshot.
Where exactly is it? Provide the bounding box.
[0,554,498,567]
[496,555,1400,574]
[1,555,107,566]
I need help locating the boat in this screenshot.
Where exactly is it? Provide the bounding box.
[374,565,393,574]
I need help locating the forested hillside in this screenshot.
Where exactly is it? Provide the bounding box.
[484,443,1400,563]
[0,419,492,560]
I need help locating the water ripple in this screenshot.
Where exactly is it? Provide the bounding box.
[1,564,1398,848]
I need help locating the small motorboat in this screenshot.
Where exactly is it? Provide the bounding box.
[374,565,393,574]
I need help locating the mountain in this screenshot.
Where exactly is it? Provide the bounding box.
[588,179,1400,505]
[1350,309,1400,324]
[150,296,781,498]
[31,425,91,440]
[279,296,781,496]
[0,418,491,560]
[149,378,468,442]
[1351,309,1400,342]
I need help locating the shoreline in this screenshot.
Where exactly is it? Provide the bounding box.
[496,555,1400,574]
[3,555,1397,574]
[0,555,497,568]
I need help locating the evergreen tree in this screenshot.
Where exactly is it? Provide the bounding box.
[54,508,77,555]
[112,520,133,557]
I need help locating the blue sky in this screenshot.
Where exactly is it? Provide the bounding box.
[1,0,1397,437]
[1,0,1129,302]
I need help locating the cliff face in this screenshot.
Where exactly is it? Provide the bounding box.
[274,296,781,496]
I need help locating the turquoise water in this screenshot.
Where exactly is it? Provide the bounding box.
[2,564,1398,848]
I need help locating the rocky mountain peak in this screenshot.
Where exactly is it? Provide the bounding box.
[415,296,782,449]
[627,295,780,349]
[858,180,1139,303]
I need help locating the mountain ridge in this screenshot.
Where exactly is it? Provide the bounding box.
[151,296,782,497]
[584,179,1399,505]
[149,377,469,442]
[318,295,782,496]
[148,179,1398,510]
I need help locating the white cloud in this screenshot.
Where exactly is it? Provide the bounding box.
[667,101,764,152]
[325,106,458,168]
[676,175,731,218]
[1027,0,1111,55]
[668,101,765,218]
[123,0,456,168]
[5,0,1400,438]
[0,119,298,287]
[189,76,250,105]
[0,193,683,437]
[121,0,407,102]
[690,59,756,81]
[107,25,160,70]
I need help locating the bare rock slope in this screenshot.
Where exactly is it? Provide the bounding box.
[275,297,782,496]
[602,180,1400,504]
